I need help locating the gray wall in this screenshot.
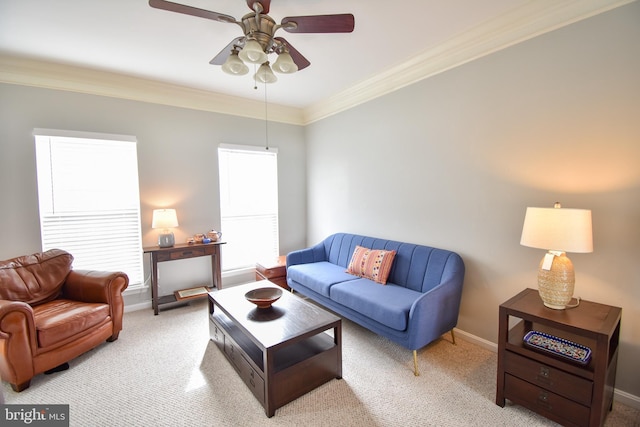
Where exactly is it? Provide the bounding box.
[0,1,638,400]
[305,4,640,397]
[0,84,307,305]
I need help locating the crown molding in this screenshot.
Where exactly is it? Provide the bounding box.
[0,0,633,126]
[302,0,636,124]
[0,55,305,126]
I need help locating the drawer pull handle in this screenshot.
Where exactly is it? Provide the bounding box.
[537,392,552,410]
[536,366,552,385]
[250,378,255,387]
[183,251,193,255]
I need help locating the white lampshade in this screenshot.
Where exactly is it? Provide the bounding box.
[239,39,267,64]
[222,51,249,75]
[254,62,277,84]
[152,209,178,248]
[520,206,593,253]
[152,209,179,229]
[272,51,298,74]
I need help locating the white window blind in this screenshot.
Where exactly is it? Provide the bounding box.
[34,129,144,290]
[218,144,279,271]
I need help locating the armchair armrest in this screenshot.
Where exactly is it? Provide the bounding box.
[0,300,38,386]
[0,299,36,342]
[63,270,129,340]
[62,270,129,304]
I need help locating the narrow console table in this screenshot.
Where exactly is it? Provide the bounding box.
[143,241,225,315]
[496,288,621,427]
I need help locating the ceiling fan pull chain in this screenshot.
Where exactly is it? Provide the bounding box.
[253,63,258,90]
[264,82,269,151]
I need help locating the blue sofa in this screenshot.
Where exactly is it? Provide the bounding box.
[286,233,465,375]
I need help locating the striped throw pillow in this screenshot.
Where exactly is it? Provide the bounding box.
[346,245,396,284]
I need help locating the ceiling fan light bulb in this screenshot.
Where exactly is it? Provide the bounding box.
[254,63,278,84]
[221,52,249,75]
[273,52,298,74]
[239,39,267,64]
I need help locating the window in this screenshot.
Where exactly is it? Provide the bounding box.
[34,129,144,290]
[218,144,279,271]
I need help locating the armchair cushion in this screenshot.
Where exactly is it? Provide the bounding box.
[34,300,110,348]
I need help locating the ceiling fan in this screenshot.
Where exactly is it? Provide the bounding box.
[149,0,355,83]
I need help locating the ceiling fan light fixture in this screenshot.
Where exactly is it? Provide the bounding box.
[254,62,278,84]
[239,38,268,64]
[272,51,298,74]
[221,50,249,75]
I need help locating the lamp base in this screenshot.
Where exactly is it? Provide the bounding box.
[537,252,575,310]
[158,232,175,248]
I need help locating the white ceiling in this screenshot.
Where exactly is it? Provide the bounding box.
[0,0,631,116]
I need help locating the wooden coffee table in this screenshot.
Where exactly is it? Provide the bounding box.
[208,281,342,417]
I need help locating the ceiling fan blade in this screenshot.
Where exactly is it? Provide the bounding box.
[274,37,310,71]
[246,0,270,14]
[209,37,244,65]
[149,0,236,24]
[281,14,355,33]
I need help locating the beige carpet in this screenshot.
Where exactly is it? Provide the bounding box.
[3,299,639,426]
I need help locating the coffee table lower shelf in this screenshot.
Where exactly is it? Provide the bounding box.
[208,285,342,417]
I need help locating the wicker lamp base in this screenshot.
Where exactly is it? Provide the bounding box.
[537,252,575,310]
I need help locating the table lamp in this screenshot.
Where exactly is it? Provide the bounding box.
[152,209,179,248]
[520,203,593,309]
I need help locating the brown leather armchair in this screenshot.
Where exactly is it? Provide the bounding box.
[0,249,128,391]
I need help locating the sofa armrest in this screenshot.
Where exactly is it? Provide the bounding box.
[286,241,327,267]
[406,277,464,349]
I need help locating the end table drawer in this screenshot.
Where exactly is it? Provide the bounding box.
[505,374,590,426]
[505,351,593,405]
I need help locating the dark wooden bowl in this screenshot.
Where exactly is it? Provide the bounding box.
[245,287,283,309]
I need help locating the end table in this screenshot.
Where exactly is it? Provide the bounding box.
[255,256,288,289]
[496,288,621,427]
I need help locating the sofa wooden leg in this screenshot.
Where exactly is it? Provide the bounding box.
[11,380,30,392]
[450,329,456,345]
[413,350,420,376]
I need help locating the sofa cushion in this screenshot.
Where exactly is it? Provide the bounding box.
[34,299,111,348]
[346,246,396,284]
[0,249,74,306]
[329,279,422,331]
[287,262,356,297]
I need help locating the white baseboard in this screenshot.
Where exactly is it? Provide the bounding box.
[453,327,640,411]
[124,302,151,313]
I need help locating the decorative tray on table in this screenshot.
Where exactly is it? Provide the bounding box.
[523,330,592,365]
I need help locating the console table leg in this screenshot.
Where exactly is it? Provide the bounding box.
[151,254,159,315]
